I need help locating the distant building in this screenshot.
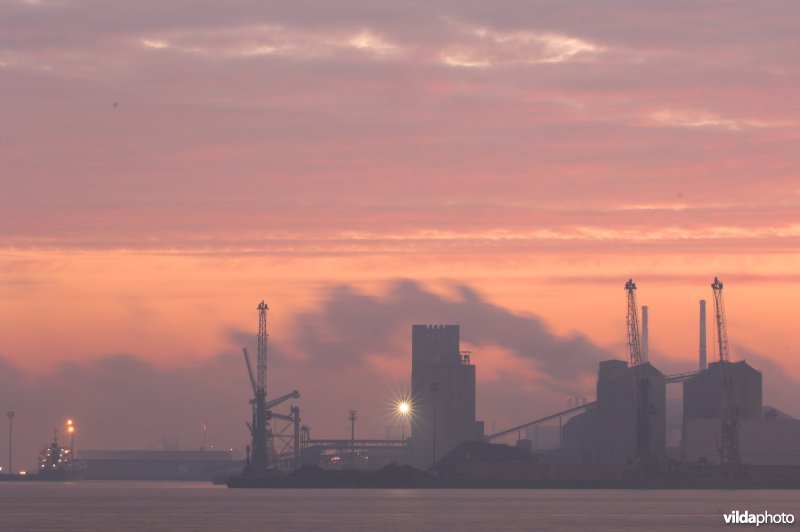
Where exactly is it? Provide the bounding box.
[679,359,800,465]
[683,417,800,466]
[410,325,483,469]
[562,359,666,465]
[595,360,666,464]
[526,424,561,451]
[77,450,240,480]
[562,407,597,463]
[683,360,762,422]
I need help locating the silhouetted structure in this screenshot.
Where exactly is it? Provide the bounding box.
[242,301,270,475]
[641,305,649,363]
[563,359,666,465]
[596,360,666,464]
[239,302,303,474]
[300,439,404,470]
[710,276,741,466]
[410,325,483,469]
[683,361,763,422]
[699,299,708,370]
[682,359,770,464]
[624,278,651,459]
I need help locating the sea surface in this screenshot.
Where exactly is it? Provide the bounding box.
[0,482,798,531]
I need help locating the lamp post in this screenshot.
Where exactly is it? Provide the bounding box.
[430,382,439,466]
[7,411,15,475]
[348,410,357,465]
[397,400,411,446]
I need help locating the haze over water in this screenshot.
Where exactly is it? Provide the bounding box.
[1,483,798,531]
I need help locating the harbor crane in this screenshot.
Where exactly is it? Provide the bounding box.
[241,302,302,473]
[711,277,741,467]
[625,278,651,459]
[242,301,270,475]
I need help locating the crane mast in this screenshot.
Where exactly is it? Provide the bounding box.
[625,279,650,459]
[257,301,268,393]
[238,301,303,475]
[244,301,270,475]
[625,279,643,367]
[711,277,741,466]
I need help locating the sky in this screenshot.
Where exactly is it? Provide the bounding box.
[1,0,799,468]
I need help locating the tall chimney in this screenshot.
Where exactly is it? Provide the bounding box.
[699,299,707,370]
[641,305,649,363]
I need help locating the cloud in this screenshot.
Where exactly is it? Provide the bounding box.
[291,279,610,383]
[649,110,795,131]
[0,353,253,471]
[136,25,404,61]
[0,280,615,469]
[5,219,800,256]
[2,279,798,471]
[440,23,602,68]
[272,279,613,432]
[3,0,798,262]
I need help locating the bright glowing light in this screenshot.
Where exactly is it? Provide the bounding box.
[67,426,74,434]
[398,401,411,415]
[67,419,73,426]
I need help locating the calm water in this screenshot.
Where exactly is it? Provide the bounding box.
[0,482,798,531]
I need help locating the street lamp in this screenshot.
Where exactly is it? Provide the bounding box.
[7,411,15,475]
[348,410,357,465]
[430,382,439,466]
[397,400,411,445]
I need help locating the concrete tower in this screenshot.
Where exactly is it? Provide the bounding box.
[410,325,482,469]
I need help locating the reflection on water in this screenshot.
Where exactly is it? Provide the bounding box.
[0,482,797,531]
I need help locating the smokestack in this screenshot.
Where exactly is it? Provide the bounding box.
[699,299,707,370]
[641,305,649,363]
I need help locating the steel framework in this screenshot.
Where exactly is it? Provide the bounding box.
[242,301,302,474]
[625,278,651,459]
[712,277,741,467]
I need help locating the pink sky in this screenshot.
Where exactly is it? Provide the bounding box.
[1,0,799,466]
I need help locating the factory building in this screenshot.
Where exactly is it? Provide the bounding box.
[680,359,800,465]
[562,406,597,463]
[563,359,666,465]
[683,360,762,422]
[410,325,483,469]
[596,360,666,464]
[682,416,800,466]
